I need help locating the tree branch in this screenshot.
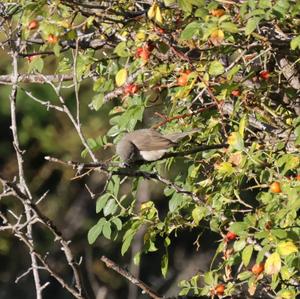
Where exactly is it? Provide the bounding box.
[0,74,74,84]
[100,255,164,299]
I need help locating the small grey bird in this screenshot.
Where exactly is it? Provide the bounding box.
[116,128,199,163]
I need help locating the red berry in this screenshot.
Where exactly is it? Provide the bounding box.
[177,75,188,86]
[47,34,58,44]
[156,27,165,34]
[251,263,264,275]
[270,181,281,193]
[215,284,225,296]
[28,20,39,30]
[124,84,139,95]
[176,70,191,86]
[231,90,241,97]
[211,9,225,17]
[259,70,270,80]
[135,46,150,62]
[226,231,237,241]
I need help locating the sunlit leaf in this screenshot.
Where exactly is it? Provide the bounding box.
[265,252,281,275]
[115,68,127,87]
[278,241,298,256]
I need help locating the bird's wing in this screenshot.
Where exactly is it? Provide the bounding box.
[130,129,175,151]
[165,128,201,142]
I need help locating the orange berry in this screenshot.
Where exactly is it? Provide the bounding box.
[215,284,225,296]
[251,263,264,276]
[124,84,139,95]
[226,231,237,241]
[259,70,270,80]
[156,27,165,34]
[177,74,188,86]
[270,181,281,193]
[211,9,225,17]
[135,46,150,62]
[47,34,58,44]
[231,90,241,97]
[177,70,191,86]
[28,20,39,30]
[296,174,300,181]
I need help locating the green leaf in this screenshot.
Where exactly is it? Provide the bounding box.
[208,60,224,76]
[271,229,287,239]
[226,64,240,80]
[216,162,235,176]
[220,22,238,33]
[291,35,300,50]
[180,21,201,40]
[28,56,44,73]
[53,43,61,57]
[178,0,193,13]
[229,222,248,235]
[103,198,118,216]
[87,218,105,244]
[245,17,261,35]
[192,206,206,225]
[121,230,135,256]
[233,239,246,252]
[161,253,168,277]
[256,245,270,264]
[112,217,122,231]
[114,41,130,57]
[115,68,127,87]
[242,245,253,267]
[204,271,216,285]
[258,0,272,9]
[239,116,247,138]
[91,93,104,111]
[237,271,253,281]
[164,0,176,6]
[228,132,244,151]
[169,193,185,212]
[112,175,120,196]
[102,221,112,239]
[96,193,111,213]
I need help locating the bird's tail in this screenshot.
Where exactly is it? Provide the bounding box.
[165,128,200,143]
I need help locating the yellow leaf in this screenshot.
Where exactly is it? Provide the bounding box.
[115,68,127,87]
[265,252,281,275]
[136,31,146,41]
[210,29,224,46]
[239,115,247,138]
[215,161,235,175]
[280,266,293,280]
[278,241,298,256]
[227,132,244,151]
[155,6,163,24]
[276,289,296,299]
[147,3,157,19]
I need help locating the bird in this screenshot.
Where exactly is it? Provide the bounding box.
[116,128,199,163]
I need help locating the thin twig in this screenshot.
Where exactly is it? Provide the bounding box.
[100,256,164,299]
[0,74,74,84]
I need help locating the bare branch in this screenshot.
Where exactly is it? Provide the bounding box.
[100,255,164,299]
[0,74,74,84]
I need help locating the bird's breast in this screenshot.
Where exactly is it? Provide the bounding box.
[139,149,167,161]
